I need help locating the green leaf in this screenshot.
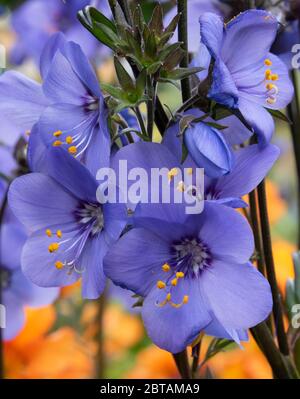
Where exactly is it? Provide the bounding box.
[267,108,291,123]
[164,67,204,81]
[136,69,147,98]
[206,122,228,131]
[114,57,135,92]
[101,83,125,100]
[293,252,300,302]
[286,278,297,315]
[148,4,164,35]
[147,61,163,75]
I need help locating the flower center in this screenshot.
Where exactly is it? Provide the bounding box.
[172,237,211,278]
[77,203,104,235]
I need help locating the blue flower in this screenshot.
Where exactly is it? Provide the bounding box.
[8,148,127,299]
[0,210,59,340]
[184,120,233,178]
[162,118,280,207]
[9,0,111,65]
[104,142,272,353]
[0,33,111,176]
[197,10,294,144]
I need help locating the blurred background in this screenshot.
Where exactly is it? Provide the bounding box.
[0,0,298,379]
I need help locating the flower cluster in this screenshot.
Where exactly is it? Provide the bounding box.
[0,2,294,358]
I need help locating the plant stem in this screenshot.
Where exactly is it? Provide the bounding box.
[177,0,191,103]
[251,322,293,379]
[172,350,191,379]
[95,289,107,379]
[287,70,300,249]
[0,188,8,380]
[146,76,156,139]
[249,190,265,275]
[134,107,147,138]
[257,180,290,356]
[191,341,202,378]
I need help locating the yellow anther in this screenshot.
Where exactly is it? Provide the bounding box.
[162,263,170,272]
[168,168,179,181]
[46,229,52,238]
[53,130,62,138]
[267,97,277,105]
[157,280,166,289]
[66,136,73,144]
[176,272,184,279]
[171,278,178,287]
[25,130,31,136]
[56,230,62,238]
[266,83,276,91]
[48,242,60,253]
[264,59,272,66]
[271,73,279,81]
[68,146,77,154]
[53,140,62,147]
[166,293,171,302]
[177,181,185,193]
[186,168,193,175]
[55,261,64,270]
[265,69,272,79]
[183,295,189,304]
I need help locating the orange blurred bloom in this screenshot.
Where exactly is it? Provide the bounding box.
[126,345,179,379]
[4,306,93,379]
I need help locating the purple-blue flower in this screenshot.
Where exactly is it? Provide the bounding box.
[9,0,111,65]
[104,142,272,353]
[162,116,280,207]
[197,10,294,144]
[0,210,59,340]
[0,33,110,175]
[8,147,127,299]
[183,120,233,178]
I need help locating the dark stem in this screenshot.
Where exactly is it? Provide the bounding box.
[146,76,156,139]
[95,288,107,379]
[251,323,293,379]
[0,188,8,380]
[172,350,191,379]
[257,180,290,356]
[154,98,169,135]
[191,340,202,378]
[249,190,265,275]
[134,107,147,138]
[287,70,300,249]
[177,0,191,103]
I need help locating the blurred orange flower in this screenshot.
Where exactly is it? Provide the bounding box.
[126,345,179,379]
[4,306,93,379]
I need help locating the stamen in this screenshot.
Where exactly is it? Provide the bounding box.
[186,168,193,176]
[265,69,272,80]
[162,263,170,272]
[55,261,64,270]
[177,181,185,193]
[46,229,52,238]
[171,278,178,287]
[56,230,62,239]
[68,146,77,155]
[264,59,272,66]
[168,168,179,182]
[66,136,73,144]
[53,130,62,138]
[53,140,62,147]
[176,272,184,279]
[25,130,31,136]
[267,97,277,105]
[48,243,60,253]
[271,73,279,81]
[157,280,166,289]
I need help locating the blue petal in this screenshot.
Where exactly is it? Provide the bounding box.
[201,261,272,330]
[40,32,67,80]
[142,278,211,353]
[184,121,233,178]
[199,12,224,57]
